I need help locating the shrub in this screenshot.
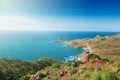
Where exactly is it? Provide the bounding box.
[68,67,77,75]
[67,61,80,67]
[95,72,118,80]
[102,59,110,62]
[0,58,56,80]
[19,74,31,80]
[44,77,58,80]
[71,77,79,80]
[83,73,91,79]
[67,62,72,66]
[95,73,101,80]
[33,58,56,69]
[51,62,61,69]
[88,54,101,60]
[37,71,47,78]
[80,67,87,71]
[71,62,78,67]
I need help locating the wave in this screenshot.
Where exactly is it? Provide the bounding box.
[64,55,77,62]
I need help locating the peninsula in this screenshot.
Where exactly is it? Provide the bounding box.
[65,34,120,52]
[58,34,120,61]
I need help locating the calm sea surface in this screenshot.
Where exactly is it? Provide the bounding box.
[0,31,119,61]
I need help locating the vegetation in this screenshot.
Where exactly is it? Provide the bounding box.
[0,58,56,80]
[88,54,101,60]
[44,77,58,80]
[19,74,31,80]
[28,59,120,80]
[51,62,61,69]
[95,72,118,80]
[67,61,80,67]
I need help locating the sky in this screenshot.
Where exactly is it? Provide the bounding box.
[0,0,120,31]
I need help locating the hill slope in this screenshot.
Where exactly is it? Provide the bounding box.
[0,58,56,80]
[26,34,120,80]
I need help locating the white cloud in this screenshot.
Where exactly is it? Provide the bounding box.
[0,15,120,31]
[0,16,33,22]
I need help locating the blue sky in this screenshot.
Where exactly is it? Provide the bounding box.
[0,0,120,31]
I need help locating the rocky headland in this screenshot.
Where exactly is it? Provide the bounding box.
[59,34,120,61]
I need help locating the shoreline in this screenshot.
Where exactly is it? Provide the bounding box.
[54,33,120,61]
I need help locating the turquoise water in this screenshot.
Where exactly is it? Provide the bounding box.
[0,31,119,61]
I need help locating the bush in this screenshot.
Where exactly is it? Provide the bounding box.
[39,73,46,78]
[83,73,91,79]
[67,61,80,67]
[102,59,110,62]
[95,73,101,80]
[36,71,47,78]
[0,58,56,80]
[33,58,56,69]
[71,62,78,67]
[71,77,79,80]
[67,62,72,66]
[68,67,77,75]
[88,54,101,60]
[44,77,58,80]
[95,72,118,80]
[51,62,61,69]
[19,74,31,80]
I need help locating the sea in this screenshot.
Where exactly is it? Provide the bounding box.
[0,31,119,61]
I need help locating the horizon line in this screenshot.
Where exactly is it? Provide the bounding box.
[0,30,119,32]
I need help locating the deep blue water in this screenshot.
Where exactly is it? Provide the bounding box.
[0,31,119,61]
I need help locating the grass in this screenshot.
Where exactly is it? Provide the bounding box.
[26,60,120,80]
[44,77,58,80]
[94,72,118,80]
[19,74,31,80]
[51,62,61,69]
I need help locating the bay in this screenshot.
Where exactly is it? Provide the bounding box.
[0,31,119,61]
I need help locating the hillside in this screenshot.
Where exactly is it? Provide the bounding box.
[24,34,120,80]
[27,54,120,80]
[0,58,56,80]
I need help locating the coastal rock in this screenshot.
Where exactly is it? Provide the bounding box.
[77,53,89,63]
[53,38,65,43]
[115,34,120,38]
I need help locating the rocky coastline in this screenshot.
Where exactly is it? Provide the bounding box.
[54,34,120,61]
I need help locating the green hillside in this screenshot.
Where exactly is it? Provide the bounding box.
[0,58,56,80]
